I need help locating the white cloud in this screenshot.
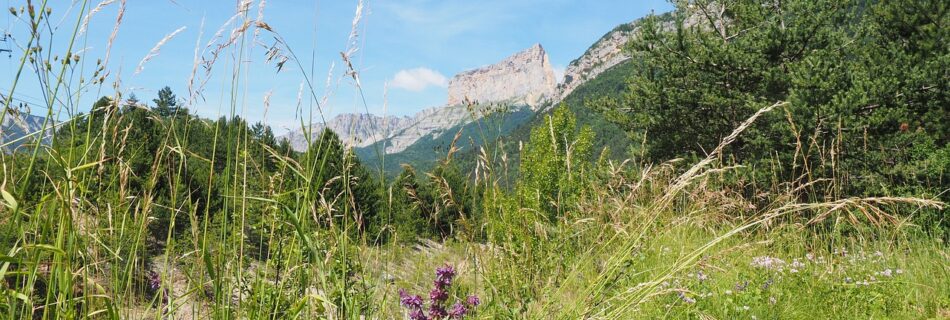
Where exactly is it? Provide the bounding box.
[390,67,448,92]
[552,65,566,84]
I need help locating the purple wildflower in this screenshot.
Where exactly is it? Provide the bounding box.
[434,265,456,289]
[750,256,786,270]
[734,281,749,292]
[436,265,456,281]
[761,277,774,290]
[408,309,428,320]
[430,287,448,303]
[678,292,696,304]
[791,259,806,269]
[147,271,161,291]
[434,278,451,290]
[466,295,480,307]
[400,289,424,309]
[879,269,893,277]
[398,264,479,320]
[448,303,469,318]
[429,304,447,319]
[695,270,708,282]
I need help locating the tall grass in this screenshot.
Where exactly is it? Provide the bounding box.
[0,1,946,319]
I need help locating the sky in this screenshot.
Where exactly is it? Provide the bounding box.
[0,0,672,134]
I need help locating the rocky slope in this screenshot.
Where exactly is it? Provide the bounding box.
[284,44,556,153]
[557,23,638,102]
[1,112,49,153]
[284,113,411,151]
[447,44,556,108]
[556,11,700,103]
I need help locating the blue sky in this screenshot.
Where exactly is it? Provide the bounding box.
[1,0,671,133]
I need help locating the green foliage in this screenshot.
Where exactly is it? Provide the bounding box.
[386,166,430,243]
[356,104,536,178]
[152,86,183,117]
[426,161,475,238]
[488,62,638,186]
[294,128,384,241]
[383,161,475,242]
[518,107,594,218]
[593,0,948,226]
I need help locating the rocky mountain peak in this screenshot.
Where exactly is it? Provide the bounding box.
[447,43,556,108]
[556,23,640,102]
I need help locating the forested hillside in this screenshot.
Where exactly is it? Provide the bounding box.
[590,0,948,227]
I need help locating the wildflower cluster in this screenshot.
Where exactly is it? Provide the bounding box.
[750,256,786,270]
[399,264,480,320]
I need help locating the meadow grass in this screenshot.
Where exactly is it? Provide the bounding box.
[0,1,946,319]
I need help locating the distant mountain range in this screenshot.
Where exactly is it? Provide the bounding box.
[1,111,49,153]
[281,15,663,174]
[1,13,668,174]
[283,44,558,155]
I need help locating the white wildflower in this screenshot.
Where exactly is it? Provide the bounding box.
[751,256,787,270]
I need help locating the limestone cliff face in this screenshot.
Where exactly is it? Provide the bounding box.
[447,44,556,108]
[378,104,471,153]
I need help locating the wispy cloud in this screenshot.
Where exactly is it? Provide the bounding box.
[378,0,556,39]
[390,67,447,92]
[552,64,566,84]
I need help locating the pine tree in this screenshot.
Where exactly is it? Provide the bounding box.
[596,0,947,209]
[153,86,179,117]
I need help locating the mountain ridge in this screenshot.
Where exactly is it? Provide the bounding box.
[283,44,557,154]
[1,112,49,153]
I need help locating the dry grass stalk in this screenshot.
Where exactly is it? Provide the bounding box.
[658,101,787,210]
[345,0,364,57]
[135,26,187,75]
[103,0,125,65]
[79,0,116,35]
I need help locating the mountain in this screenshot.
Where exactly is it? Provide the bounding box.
[449,60,639,183]
[283,113,411,151]
[283,44,556,154]
[366,49,644,178]
[447,43,556,108]
[557,24,638,102]
[446,13,683,181]
[1,112,49,153]
[555,12,676,104]
[356,105,536,176]
[282,14,685,176]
